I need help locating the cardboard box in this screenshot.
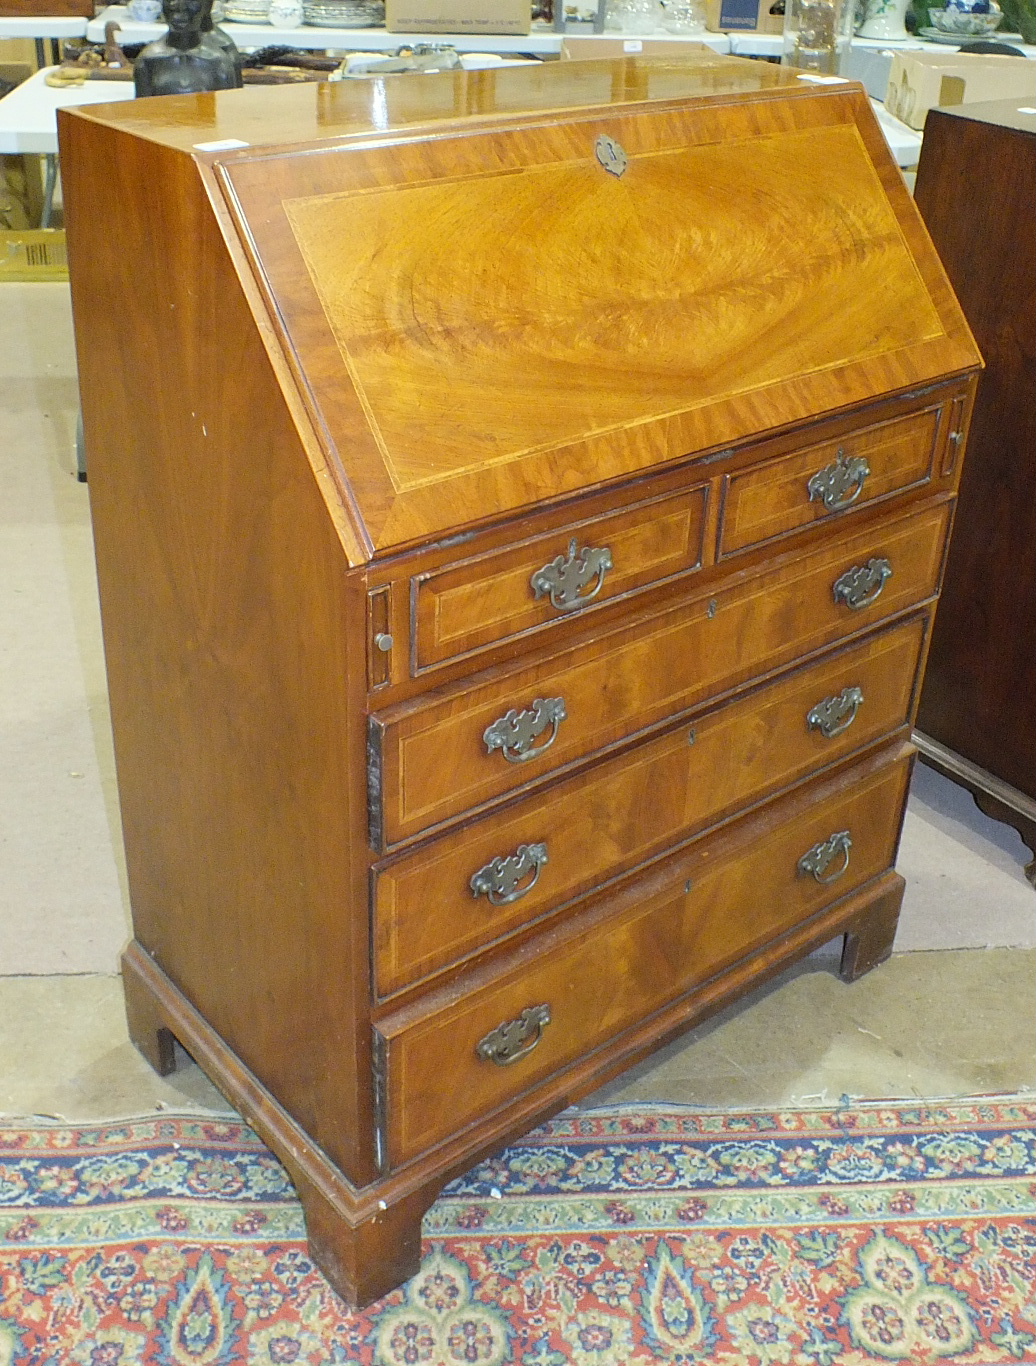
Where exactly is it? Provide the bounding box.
[385,0,530,34]
[885,50,1036,130]
[0,0,94,16]
[0,230,68,281]
[561,36,716,57]
[705,0,782,33]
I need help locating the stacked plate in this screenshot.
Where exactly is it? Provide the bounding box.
[223,0,272,21]
[302,0,385,23]
[919,22,1023,40]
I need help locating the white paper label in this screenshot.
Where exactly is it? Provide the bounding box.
[623,39,643,51]
[796,74,849,84]
[193,138,250,152]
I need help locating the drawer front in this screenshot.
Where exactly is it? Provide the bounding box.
[718,406,941,558]
[373,614,927,996]
[376,748,913,1165]
[370,499,950,847]
[412,483,708,671]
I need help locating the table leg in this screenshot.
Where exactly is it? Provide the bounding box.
[76,410,87,482]
[41,154,57,228]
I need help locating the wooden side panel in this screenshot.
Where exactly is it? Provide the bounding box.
[914,109,1036,799]
[60,114,376,1186]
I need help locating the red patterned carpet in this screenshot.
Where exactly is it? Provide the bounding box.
[1,1098,1035,1364]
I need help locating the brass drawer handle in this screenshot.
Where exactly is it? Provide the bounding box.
[808,448,870,512]
[833,557,892,611]
[470,842,548,906]
[531,538,613,613]
[807,686,864,739]
[476,1004,552,1066]
[798,830,852,885]
[484,696,566,763]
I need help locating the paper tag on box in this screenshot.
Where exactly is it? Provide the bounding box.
[194,139,250,152]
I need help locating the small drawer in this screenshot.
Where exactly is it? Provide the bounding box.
[718,406,941,557]
[372,614,927,996]
[374,747,913,1165]
[411,483,708,671]
[368,499,950,848]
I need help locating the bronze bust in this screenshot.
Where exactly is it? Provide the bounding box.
[134,0,242,97]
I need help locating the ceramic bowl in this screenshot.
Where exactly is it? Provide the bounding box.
[927,6,1003,32]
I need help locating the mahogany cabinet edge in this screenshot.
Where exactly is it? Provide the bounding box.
[913,731,1036,886]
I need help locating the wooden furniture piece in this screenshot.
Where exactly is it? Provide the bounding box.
[0,2,91,18]
[912,98,1036,882]
[60,55,980,1308]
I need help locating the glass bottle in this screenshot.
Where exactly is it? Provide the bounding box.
[781,0,854,74]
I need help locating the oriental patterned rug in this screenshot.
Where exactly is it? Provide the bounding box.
[1,1099,1035,1365]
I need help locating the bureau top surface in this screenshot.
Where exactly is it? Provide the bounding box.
[64,57,980,558]
[926,97,1036,136]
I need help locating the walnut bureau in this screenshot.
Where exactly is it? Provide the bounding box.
[59,54,981,1308]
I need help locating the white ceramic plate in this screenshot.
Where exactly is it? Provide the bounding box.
[919,25,1024,42]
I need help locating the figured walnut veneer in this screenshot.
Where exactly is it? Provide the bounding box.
[60,55,980,1308]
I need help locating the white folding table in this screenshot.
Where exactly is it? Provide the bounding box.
[0,67,134,225]
[0,14,89,69]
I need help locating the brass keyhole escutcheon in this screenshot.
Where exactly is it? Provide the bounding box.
[595,135,628,178]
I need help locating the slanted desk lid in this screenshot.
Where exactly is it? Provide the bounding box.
[216,74,977,558]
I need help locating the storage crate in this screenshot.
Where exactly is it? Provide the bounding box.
[0,229,68,281]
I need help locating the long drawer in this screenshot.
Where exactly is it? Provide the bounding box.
[372,614,927,997]
[369,499,950,847]
[374,745,913,1165]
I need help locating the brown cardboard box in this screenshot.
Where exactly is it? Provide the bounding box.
[561,36,715,56]
[385,0,530,34]
[885,50,1036,130]
[0,0,94,15]
[705,0,782,33]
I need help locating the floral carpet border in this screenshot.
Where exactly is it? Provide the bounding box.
[1,1097,1035,1364]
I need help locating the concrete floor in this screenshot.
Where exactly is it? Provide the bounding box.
[1,282,1034,1125]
